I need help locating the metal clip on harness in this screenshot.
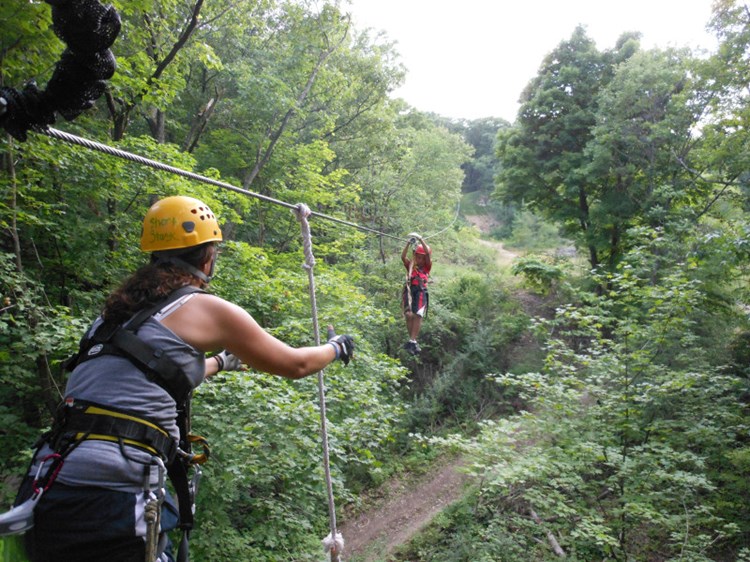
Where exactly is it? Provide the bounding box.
[0,454,64,536]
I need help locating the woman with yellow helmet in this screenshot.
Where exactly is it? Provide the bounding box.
[14,196,353,562]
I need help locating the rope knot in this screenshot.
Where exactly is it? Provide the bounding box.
[293,203,316,269]
[322,532,344,559]
[293,202,312,222]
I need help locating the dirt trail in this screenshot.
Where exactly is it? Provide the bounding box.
[337,458,469,561]
[464,214,518,267]
[477,238,518,267]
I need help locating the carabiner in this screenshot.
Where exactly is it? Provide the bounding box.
[32,453,63,496]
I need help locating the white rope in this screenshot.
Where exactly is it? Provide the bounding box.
[422,199,461,241]
[293,203,343,562]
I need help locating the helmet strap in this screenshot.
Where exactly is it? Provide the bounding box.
[154,255,211,284]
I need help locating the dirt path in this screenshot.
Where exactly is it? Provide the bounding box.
[477,238,518,267]
[464,214,518,267]
[337,458,469,561]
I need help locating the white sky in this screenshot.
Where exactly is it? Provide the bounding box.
[345,0,719,122]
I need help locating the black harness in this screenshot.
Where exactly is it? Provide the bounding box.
[69,284,204,405]
[54,284,208,560]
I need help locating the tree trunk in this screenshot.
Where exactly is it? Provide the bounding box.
[183,94,220,153]
[146,107,166,143]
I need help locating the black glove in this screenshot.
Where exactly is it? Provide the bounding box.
[215,350,243,372]
[326,326,354,366]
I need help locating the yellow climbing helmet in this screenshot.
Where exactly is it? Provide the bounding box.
[140,196,222,252]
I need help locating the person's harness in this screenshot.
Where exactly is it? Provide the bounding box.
[46,284,209,561]
[69,284,203,406]
[409,266,429,291]
[52,399,177,461]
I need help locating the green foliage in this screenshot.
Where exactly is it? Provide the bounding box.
[511,255,565,294]
[439,116,509,196]
[506,210,566,251]
[0,535,27,562]
[0,1,58,88]
[190,344,407,560]
[424,238,750,560]
[399,270,529,433]
[394,496,533,562]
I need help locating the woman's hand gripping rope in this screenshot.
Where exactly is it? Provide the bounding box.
[327,325,354,366]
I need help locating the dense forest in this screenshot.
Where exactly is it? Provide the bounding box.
[1,0,750,561]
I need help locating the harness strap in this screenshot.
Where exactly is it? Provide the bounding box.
[108,328,191,404]
[67,285,205,406]
[125,285,206,331]
[168,458,194,531]
[60,400,177,463]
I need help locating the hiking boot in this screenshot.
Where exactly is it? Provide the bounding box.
[403,340,420,355]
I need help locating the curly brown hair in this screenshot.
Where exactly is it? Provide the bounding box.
[103,243,214,324]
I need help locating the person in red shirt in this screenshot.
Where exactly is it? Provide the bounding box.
[401,235,432,355]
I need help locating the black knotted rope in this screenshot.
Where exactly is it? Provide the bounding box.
[0,0,120,141]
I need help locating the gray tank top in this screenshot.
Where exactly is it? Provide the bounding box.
[33,293,206,492]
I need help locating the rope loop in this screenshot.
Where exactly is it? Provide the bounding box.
[293,203,316,270]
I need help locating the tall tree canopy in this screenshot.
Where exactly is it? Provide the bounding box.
[495,27,697,274]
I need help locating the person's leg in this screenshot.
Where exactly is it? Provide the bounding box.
[412,287,428,340]
[409,314,422,340]
[404,311,417,352]
[403,285,417,350]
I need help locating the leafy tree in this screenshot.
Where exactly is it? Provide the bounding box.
[691,0,750,220]
[104,0,241,141]
[0,1,58,89]
[584,49,706,270]
[429,242,749,559]
[438,116,509,196]
[355,111,471,252]
[496,29,656,272]
[496,27,613,269]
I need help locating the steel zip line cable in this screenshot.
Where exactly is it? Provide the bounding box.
[41,127,408,241]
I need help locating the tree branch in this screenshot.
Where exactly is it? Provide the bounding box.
[242,17,350,188]
[529,508,566,557]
